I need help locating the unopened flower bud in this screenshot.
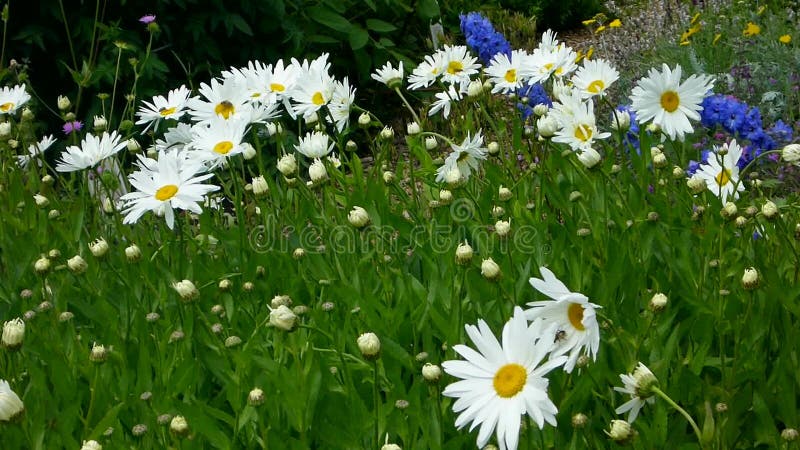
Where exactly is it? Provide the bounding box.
[248,387,265,406]
[406,122,420,135]
[251,175,269,196]
[578,148,601,168]
[358,112,371,127]
[652,152,667,168]
[67,255,88,274]
[481,258,501,280]
[422,363,442,383]
[687,174,706,193]
[241,142,256,160]
[781,143,800,163]
[721,201,737,218]
[380,126,394,140]
[2,318,25,350]
[81,440,102,450]
[348,206,370,228]
[537,115,558,137]
[33,194,49,207]
[782,428,799,442]
[57,95,71,111]
[761,200,778,219]
[498,186,512,201]
[269,304,297,331]
[93,115,107,131]
[607,419,635,444]
[455,241,473,265]
[90,343,108,362]
[494,219,511,237]
[610,109,631,131]
[425,136,438,150]
[533,104,549,116]
[467,80,483,97]
[89,238,109,258]
[277,153,296,176]
[742,267,759,290]
[34,256,51,275]
[382,171,395,184]
[308,158,327,183]
[572,413,588,428]
[357,332,381,359]
[170,415,189,436]
[173,279,199,302]
[649,292,668,312]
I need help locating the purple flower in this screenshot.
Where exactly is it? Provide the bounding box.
[139,14,156,24]
[63,120,83,135]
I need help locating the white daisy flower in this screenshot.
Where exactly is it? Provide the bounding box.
[439,45,481,87]
[289,54,336,120]
[694,139,745,204]
[435,131,487,183]
[135,85,192,133]
[442,307,567,450]
[327,77,355,132]
[485,50,531,94]
[0,379,25,421]
[0,85,31,115]
[295,130,334,159]
[537,29,560,52]
[428,85,465,119]
[524,266,601,373]
[155,123,195,152]
[186,78,257,124]
[630,63,715,141]
[56,130,127,172]
[121,150,219,229]
[613,362,659,423]
[408,52,444,90]
[371,61,404,88]
[571,58,619,99]
[550,91,610,152]
[17,135,56,169]
[188,117,249,169]
[521,45,578,85]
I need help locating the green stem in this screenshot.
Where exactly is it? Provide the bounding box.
[373,360,380,448]
[393,87,421,125]
[652,386,703,445]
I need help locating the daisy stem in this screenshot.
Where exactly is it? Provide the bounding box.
[731,149,781,195]
[651,386,703,446]
[372,360,381,448]
[393,87,421,125]
[108,47,123,127]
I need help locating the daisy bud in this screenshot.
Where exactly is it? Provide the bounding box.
[57,95,71,111]
[131,424,148,437]
[382,171,395,184]
[649,292,668,312]
[224,336,242,347]
[481,257,501,280]
[761,200,779,219]
[306,111,319,125]
[382,444,401,450]
[242,142,257,160]
[126,138,141,152]
[533,103,549,116]
[33,194,49,208]
[380,126,394,140]
[93,115,107,131]
[606,419,635,444]
[742,267,759,290]
[715,402,728,413]
[251,175,269,196]
[358,112,371,127]
[424,136,438,150]
[578,148,602,168]
[242,281,254,292]
[218,279,232,292]
[421,363,442,383]
[491,205,505,217]
[632,362,659,398]
[343,140,357,153]
[611,164,622,174]
[467,80,483,97]
[610,109,631,131]
[271,295,292,308]
[20,107,31,121]
[2,318,25,350]
[89,343,108,363]
[537,115,558,137]
[124,244,141,262]
[169,330,185,343]
[348,206,370,228]
[6,139,18,149]
[48,209,60,219]
[455,241,473,265]
[652,153,667,168]
[308,158,328,183]
[277,153,296,176]
[34,256,51,275]
[672,166,685,178]
[67,255,88,274]
[0,122,9,137]
[59,311,74,322]
[569,191,583,202]
[781,143,800,164]
[210,305,225,316]
[444,167,462,186]
[487,141,500,156]
[498,186,512,201]
[483,446,499,450]
[357,332,381,359]
[494,219,511,237]
[248,387,265,406]
[782,428,799,442]
[81,440,102,450]
[269,305,297,331]
[169,415,189,436]
[687,174,706,193]
[146,147,157,158]
[572,413,589,428]
[577,227,592,236]
[173,279,199,302]
[732,215,747,228]
[721,201,737,218]
[89,238,109,258]
[439,189,453,205]
[0,380,25,422]
[290,248,305,260]
[645,122,661,134]
[265,122,278,136]
[406,121,421,135]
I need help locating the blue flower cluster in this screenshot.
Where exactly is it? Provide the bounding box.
[517,83,552,119]
[459,12,511,65]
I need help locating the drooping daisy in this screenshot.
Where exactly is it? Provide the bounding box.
[155,123,195,152]
[408,52,444,90]
[485,50,531,94]
[135,85,192,133]
[0,85,31,115]
[121,150,219,229]
[56,130,127,172]
[439,45,481,87]
[613,362,659,423]
[442,307,567,450]
[295,130,334,159]
[17,135,56,169]
[571,58,619,99]
[694,139,745,204]
[630,63,714,141]
[524,266,601,373]
[428,85,465,119]
[188,117,249,169]
[435,131,487,183]
[371,61,404,88]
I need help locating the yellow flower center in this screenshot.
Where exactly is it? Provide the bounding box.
[0,102,14,112]
[715,168,732,186]
[270,83,285,92]
[213,141,234,154]
[155,184,179,201]
[504,69,517,83]
[660,91,680,112]
[447,60,464,75]
[543,63,554,72]
[159,106,177,117]
[568,302,586,330]
[493,363,527,398]
[456,151,471,163]
[214,101,235,119]
[574,124,593,142]
[587,80,605,94]
[312,92,325,105]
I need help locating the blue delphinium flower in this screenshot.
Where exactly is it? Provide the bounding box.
[613,105,641,152]
[768,119,793,144]
[517,83,552,119]
[460,12,511,65]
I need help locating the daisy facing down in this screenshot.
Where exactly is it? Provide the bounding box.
[434,131,487,183]
[442,307,567,450]
[524,266,601,373]
[121,150,219,230]
[694,139,745,204]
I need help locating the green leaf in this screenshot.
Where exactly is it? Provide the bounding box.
[417,0,440,20]
[228,14,253,36]
[348,27,369,50]
[366,19,397,33]
[307,6,352,33]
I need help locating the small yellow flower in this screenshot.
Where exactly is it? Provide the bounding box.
[582,19,597,26]
[574,50,584,63]
[757,5,766,15]
[713,33,722,45]
[681,24,701,42]
[743,22,761,37]
[680,40,691,46]
[609,19,622,28]
[595,25,606,34]
[779,34,792,44]
[585,46,594,60]
[690,12,701,25]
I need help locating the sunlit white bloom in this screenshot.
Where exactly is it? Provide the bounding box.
[0,84,31,115]
[571,58,619,99]
[155,123,195,153]
[550,91,610,151]
[0,379,24,421]
[613,362,659,423]
[188,117,249,169]
[371,61,404,88]
[408,52,444,90]
[521,44,578,84]
[289,54,336,120]
[135,85,191,133]
[295,130,334,159]
[486,50,531,94]
[17,135,56,169]
[439,45,481,87]
[442,307,567,450]
[56,131,126,172]
[121,150,219,229]
[694,139,745,204]
[435,131,487,183]
[327,77,355,132]
[630,63,714,141]
[524,266,601,373]
[537,29,560,52]
[428,85,465,119]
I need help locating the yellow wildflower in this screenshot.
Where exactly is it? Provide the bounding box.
[582,19,596,26]
[743,22,761,37]
[690,12,701,25]
[757,5,766,15]
[681,24,701,42]
[609,19,622,28]
[680,40,691,46]
[779,34,792,44]
[712,33,722,45]
[585,46,594,60]
[595,25,607,34]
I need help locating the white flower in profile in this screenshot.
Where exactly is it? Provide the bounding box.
[121,150,219,230]
[295,130,334,159]
[327,77,355,132]
[571,58,619,99]
[408,51,444,90]
[524,266,601,373]
[435,131,487,183]
[0,379,24,421]
[188,117,249,169]
[630,63,714,141]
[0,84,31,115]
[694,139,745,204]
[442,307,567,450]
[371,61,404,88]
[613,362,659,423]
[428,84,465,119]
[56,130,127,172]
[135,85,192,133]
[537,29,560,52]
[485,50,531,94]
[17,135,56,169]
[155,123,195,152]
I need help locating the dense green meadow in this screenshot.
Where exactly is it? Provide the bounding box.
[1,1,800,449]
